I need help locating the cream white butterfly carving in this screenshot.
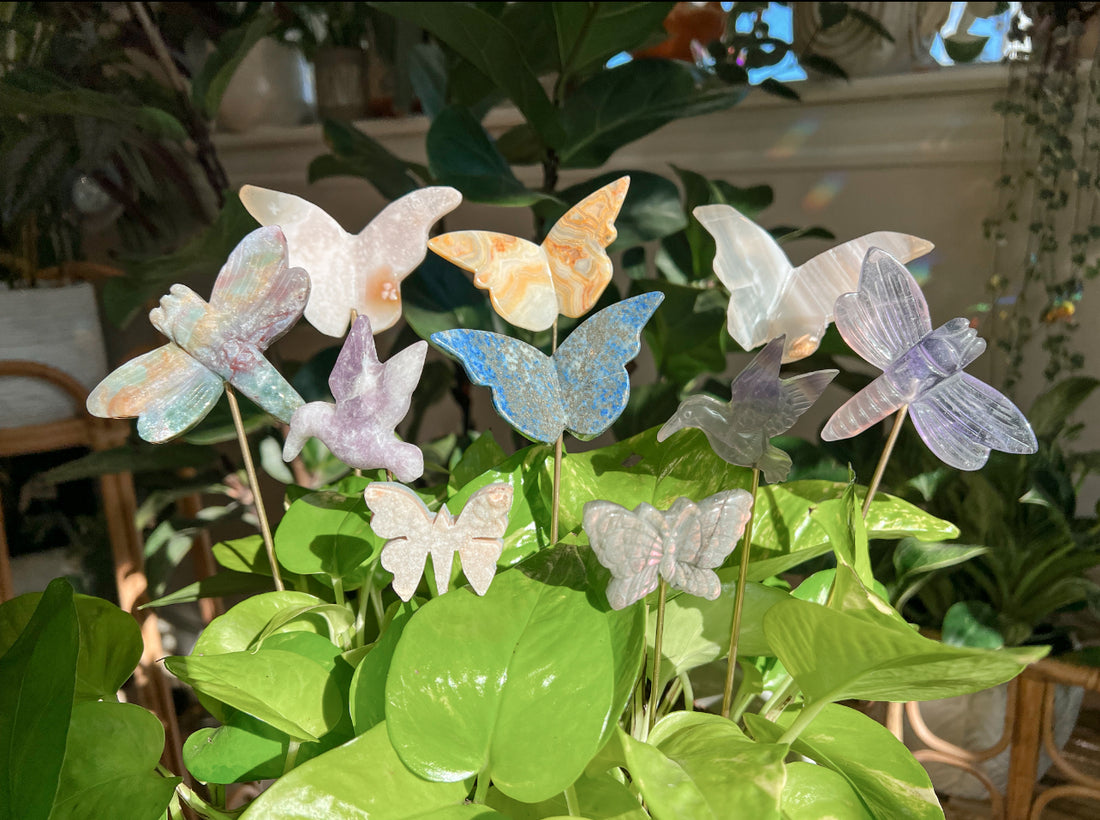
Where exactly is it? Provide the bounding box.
[364,482,513,601]
[240,185,462,337]
[694,204,934,362]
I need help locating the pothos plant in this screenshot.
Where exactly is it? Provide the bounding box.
[2,216,1046,819]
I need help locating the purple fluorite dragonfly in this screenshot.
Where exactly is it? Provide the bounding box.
[822,249,1037,470]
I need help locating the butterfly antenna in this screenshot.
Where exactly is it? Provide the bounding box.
[226,385,285,590]
[722,467,760,719]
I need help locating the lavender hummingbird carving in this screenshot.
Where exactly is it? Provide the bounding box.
[657,336,838,483]
[283,315,426,482]
[821,248,1037,470]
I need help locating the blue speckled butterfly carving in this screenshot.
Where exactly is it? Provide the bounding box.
[431,292,664,443]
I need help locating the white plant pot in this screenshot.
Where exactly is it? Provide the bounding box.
[906,682,1084,799]
[0,282,109,428]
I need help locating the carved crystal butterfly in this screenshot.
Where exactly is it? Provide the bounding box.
[694,203,934,362]
[240,184,462,337]
[821,248,1038,470]
[364,482,513,600]
[428,177,629,331]
[283,315,427,483]
[431,292,663,444]
[583,490,754,610]
[87,227,307,442]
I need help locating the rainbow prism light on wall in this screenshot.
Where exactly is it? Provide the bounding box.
[432,292,664,444]
[240,184,462,337]
[87,226,307,442]
[583,490,753,610]
[283,315,426,483]
[694,203,933,362]
[658,335,837,483]
[822,248,1038,470]
[364,481,513,601]
[429,177,628,331]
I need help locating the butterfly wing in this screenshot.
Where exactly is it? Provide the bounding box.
[364,482,436,601]
[909,372,1038,471]
[554,292,664,440]
[87,344,223,443]
[583,501,663,610]
[693,204,793,352]
[352,186,463,334]
[543,176,629,319]
[432,329,566,443]
[833,249,933,370]
[207,225,310,350]
[453,483,513,596]
[429,231,558,332]
[775,232,933,361]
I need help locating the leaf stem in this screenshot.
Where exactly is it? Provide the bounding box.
[722,467,760,718]
[474,769,492,804]
[680,671,695,712]
[226,385,283,590]
[564,784,580,816]
[283,739,301,775]
[777,698,828,746]
[861,406,908,517]
[648,579,668,735]
[332,577,345,608]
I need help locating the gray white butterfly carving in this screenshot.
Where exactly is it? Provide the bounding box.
[364,482,513,601]
[582,490,753,610]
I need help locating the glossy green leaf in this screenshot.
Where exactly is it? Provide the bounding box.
[550,172,688,249]
[165,648,342,742]
[811,484,872,586]
[630,280,727,385]
[404,253,496,341]
[790,569,889,608]
[943,601,1005,649]
[655,581,789,684]
[426,106,549,206]
[943,34,990,63]
[386,545,642,803]
[561,427,753,537]
[448,431,509,494]
[746,704,940,820]
[488,772,647,819]
[274,490,381,588]
[0,590,140,702]
[50,701,178,820]
[308,119,425,200]
[372,3,564,148]
[553,3,674,77]
[0,578,78,820]
[193,592,327,656]
[1028,376,1100,439]
[33,442,214,486]
[184,709,289,784]
[748,481,960,580]
[763,567,1046,703]
[446,443,555,566]
[350,601,418,734]
[192,13,276,118]
[620,714,786,820]
[779,762,873,820]
[892,538,989,586]
[559,60,746,168]
[239,722,470,819]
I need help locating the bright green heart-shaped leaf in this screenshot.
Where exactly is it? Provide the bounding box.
[446,442,554,565]
[386,545,642,803]
[763,567,1046,703]
[165,649,342,742]
[50,701,178,820]
[655,581,790,684]
[811,484,872,586]
[448,431,509,494]
[275,490,381,588]
[943,601,1005,649]
[350,602,418,734]
[0,589,139,702]
[746,704,941,820]
[193,591,327,656]
[780,762,874,820]
[790,570,889,608]
[488,772,647,819]
[0,579,78,820]
[620,714,787,820]
[239,722,470,819]
[184,709,289,784]
[748,481,959,580]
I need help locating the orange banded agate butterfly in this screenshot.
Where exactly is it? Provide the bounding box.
[428,177,629,332]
